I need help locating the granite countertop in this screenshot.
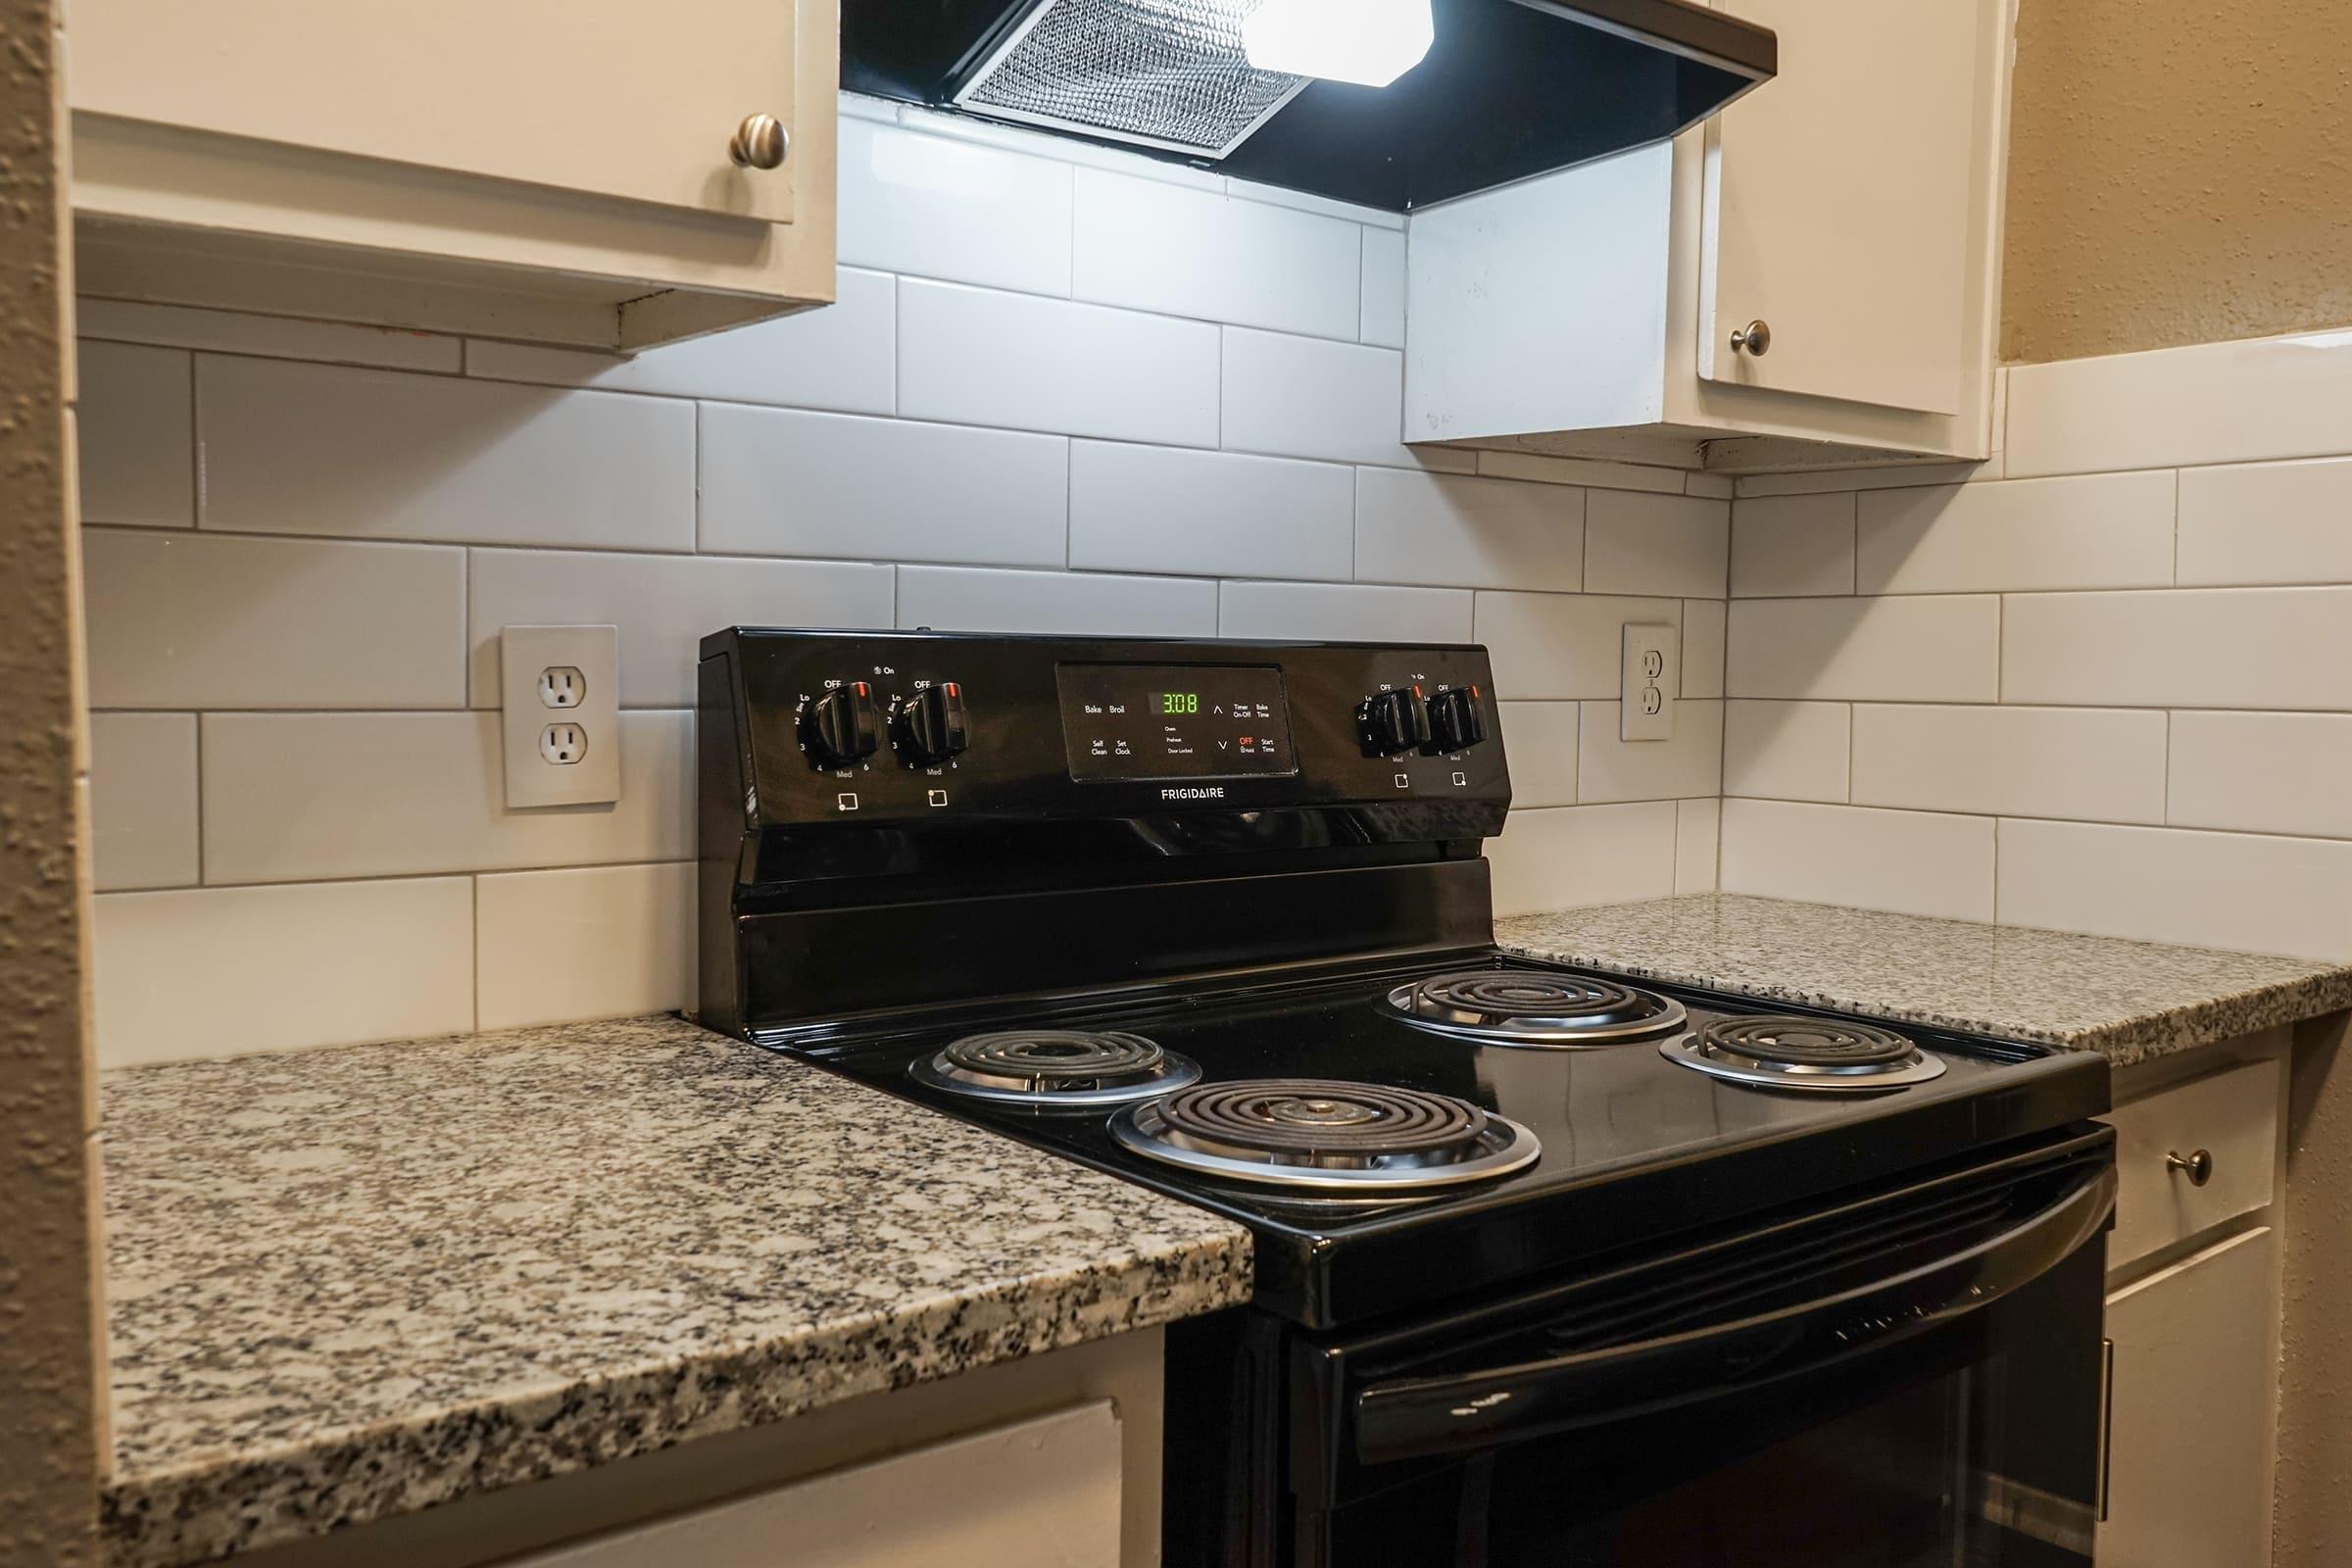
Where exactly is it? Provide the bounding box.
[1499,894,2352,1066]
[99,1016,1251,1568]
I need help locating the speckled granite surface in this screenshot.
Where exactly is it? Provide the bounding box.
[98,1016,1250,1568]
[1500,895,2352,1066]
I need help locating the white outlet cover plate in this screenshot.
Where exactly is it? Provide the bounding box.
[1620,622,1677,742]
[501,624,620,808]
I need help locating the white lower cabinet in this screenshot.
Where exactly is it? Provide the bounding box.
[2098,1227,2278,1568]
[512,1401,1122,1568]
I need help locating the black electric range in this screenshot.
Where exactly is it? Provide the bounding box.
[697,627,2116,1568]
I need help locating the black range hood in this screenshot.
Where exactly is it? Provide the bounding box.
[845,0,1777,213]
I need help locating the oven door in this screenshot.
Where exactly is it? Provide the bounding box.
[1291,1130,2116,1568]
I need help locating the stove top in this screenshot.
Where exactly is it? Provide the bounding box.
[782,949,2103,1327]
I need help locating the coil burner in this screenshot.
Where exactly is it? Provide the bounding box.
[1109,1079,1540,1193]
[1660,1015,1948,1094]
[1387,968,1688,1047]
[910,1029,1201,1107]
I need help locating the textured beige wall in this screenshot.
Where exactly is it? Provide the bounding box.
[2000,0,2352,364]
[0,0,106,1560]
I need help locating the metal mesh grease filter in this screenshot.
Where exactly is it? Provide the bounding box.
[956,0,1307,158]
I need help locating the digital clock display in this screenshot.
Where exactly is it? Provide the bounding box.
[1055,663,1296,782]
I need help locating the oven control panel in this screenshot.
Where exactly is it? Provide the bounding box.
[700,628,1509,827]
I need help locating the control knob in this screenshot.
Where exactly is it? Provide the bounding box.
[802,681,881,769]
[894,682,970,766]
[1425,684,1487,754]
[1358,686,1431,757]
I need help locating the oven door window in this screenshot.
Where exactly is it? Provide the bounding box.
[1305,1150,2113,1568]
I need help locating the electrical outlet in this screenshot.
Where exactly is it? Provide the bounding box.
[539,665,586,709]
[540,722,588,764]
[501,625,619,808]
[1620,622,1677,741]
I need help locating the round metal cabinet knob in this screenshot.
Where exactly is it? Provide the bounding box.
[1729,318,1773,357]
[730,114,789,170]
[2166,1148,2215,1187]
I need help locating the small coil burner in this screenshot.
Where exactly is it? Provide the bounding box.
[1108,1079,1541,1193]
[1660,1015,1948,1094]
[909,1029,1201,1107]
[1387,968,1688,1047]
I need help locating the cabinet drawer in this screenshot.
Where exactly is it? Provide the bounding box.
[2105,1059,2278,1271]
[514,1400,1121,1568]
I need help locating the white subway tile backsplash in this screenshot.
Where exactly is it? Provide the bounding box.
[1477,450,1685,495]
[2167,710,2352,840]
[1068,444,1351,580]
[1723,700,1849,803]
[1494,702,1580,808]
[2177,458,2352,586]
[1854,471,2176,594]
[1996,817,2352,961]
[94,878,475,1066]
[1720,799,1994,922]
[1218,580,1471,642]
[2006,330,2352,478]
[1473,593,1682,700]
[89,712,199,891]
[79,299,463,371]
[199,356,695,550]
[200,710,693,884]
[1727,596,1998,703]
[1073,170,1360,340]
[1584,491,1729,598]
[466,549,895,708]
[1223,181,1404,230]
[1221,327,1474,471]
[1681,599,1726,699]
[475,862,697,1030]
[839,118,1074,295]
[1359,228,1405,349]
[1848,704,2167,823]
[700,405,1066,567]
[1489,803,1679,917]
[85,529,466,710]
[903,105,1222,191]
[1354,469,1585,591]
[2002,587,2352,710]
[1731,492,1854,598]
[1576,700,1723,804]
[900,279,1219,447]
[901,565,1218,636]
[1675,798,1721,893]
[465,268,896,416]
[77,341,192,526]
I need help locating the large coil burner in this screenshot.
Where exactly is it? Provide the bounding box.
[1387,968,1688,1047]
[1109,1079,1540,1193]
[1660,1015,1948,1094]
[909,1029,1202,1107]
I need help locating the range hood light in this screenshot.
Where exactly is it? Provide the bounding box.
[1242,0,1434,88]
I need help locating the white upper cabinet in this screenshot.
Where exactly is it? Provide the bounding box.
[66,0,837,351]
[1406,0,2012,473]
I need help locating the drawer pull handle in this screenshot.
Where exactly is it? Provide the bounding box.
[1729,318,1773,356]
[2165,1148,2214,1187]
[730,114,789,170]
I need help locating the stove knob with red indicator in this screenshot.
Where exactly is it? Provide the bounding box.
[802,681,881,768]
[895,681,970,766]
[1358,685,1432,757]
[1425,684,1488,754]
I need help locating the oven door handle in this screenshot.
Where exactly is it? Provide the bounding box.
[1352,1161,2116,1466]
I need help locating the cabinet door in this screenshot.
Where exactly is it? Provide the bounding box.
[68,0,799,222]
[512,1401,1122,1568]
[2098,1228,2277,1568]
[1697,0,1989,415]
